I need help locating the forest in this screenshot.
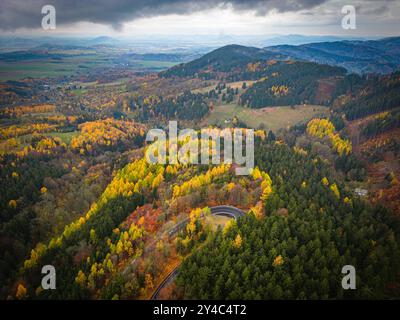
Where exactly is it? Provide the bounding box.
[176,140,400,299]
[1,41,400,301]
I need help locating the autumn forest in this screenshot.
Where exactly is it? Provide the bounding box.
[1,25,400,302]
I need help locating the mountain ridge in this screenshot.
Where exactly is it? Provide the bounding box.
[161,36,400,77]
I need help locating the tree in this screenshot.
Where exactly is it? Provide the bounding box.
[16,284,27,299]
[233,234,242,248]
[8,199,17,209]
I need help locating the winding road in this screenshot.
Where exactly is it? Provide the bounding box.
[150,205,245,300]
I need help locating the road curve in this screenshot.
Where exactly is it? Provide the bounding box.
[150,205,245,300]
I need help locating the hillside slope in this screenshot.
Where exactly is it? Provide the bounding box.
[267,37,400,74]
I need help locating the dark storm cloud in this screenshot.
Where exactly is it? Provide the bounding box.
[0,0,329,31]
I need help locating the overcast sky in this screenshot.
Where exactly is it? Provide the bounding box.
[0,0,399,37]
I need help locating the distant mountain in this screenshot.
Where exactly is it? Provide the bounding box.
[262,34,371,46]
[87,36,119,45]
[162,37,400,78]
[34,43,90,51]
[267,37,400,74]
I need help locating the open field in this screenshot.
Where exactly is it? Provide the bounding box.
[204,215,232,231]
[0,54,179,82]
[202,103,328,131]
[0,61,78,81]
[12,131,78,145]
[47,131,79,144]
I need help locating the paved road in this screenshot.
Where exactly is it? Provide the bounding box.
[167,205,245,237]
[150,205,245,300]
[210,205,245,220]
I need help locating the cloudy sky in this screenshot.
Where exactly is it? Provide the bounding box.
[0,0,399,37]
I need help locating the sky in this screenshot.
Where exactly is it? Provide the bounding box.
[0,0,399,37]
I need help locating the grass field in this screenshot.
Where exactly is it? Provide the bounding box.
[47,131,79,144]
[0,61,78,81]
[204,215,232,231]
[15,131,78,145]
[202,103,328,132]
[0,54,179,81]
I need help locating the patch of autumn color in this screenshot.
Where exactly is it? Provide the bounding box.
[293,146,308,156]
[272,255,284,267]
[226,182,236,192]
[307,118,335,138]
[186,208,206,237]
[330,183,341,199]
[321,177,329,186]
[0,104,56,117]
[0,138,19,155]
[16,284,27,299]
[251,166,273,204]
[22,158,163,271]
[172,164,230,198]
[247,62,262,73]
[145,273,154,290]
[16,136,66,157]
[250,201,264,219]
[223,219,236,235]
[307,118,352,156]
[233,234,242,248]
[344,197,352,205]
[252,167,263,180]
[71,118,145,154]
[8,200,17,209]
[270,85,288,96]
[125,204,162,234]
[330,133,352,156]
[0,123,56,139]
[75,270,86,287]
[255,130,266,140]
[79,222,146,290]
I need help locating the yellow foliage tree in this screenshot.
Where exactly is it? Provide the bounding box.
[233,234,242,248]
[16,284,27,299]
[8,199,17,209]
[75,270,87,286]
[330,183,340,199]
[272,255,284,267]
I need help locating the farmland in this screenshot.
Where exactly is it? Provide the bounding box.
[202,103,328,131]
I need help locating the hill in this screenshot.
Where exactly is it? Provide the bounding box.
[267,37,400,74]
[161,37,400,79]
[160,45,286,78]
[338,72,400,120]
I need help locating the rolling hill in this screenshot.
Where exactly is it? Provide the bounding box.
[162,37,400,78]
[267,37,400,74]
[160,44,286,78]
